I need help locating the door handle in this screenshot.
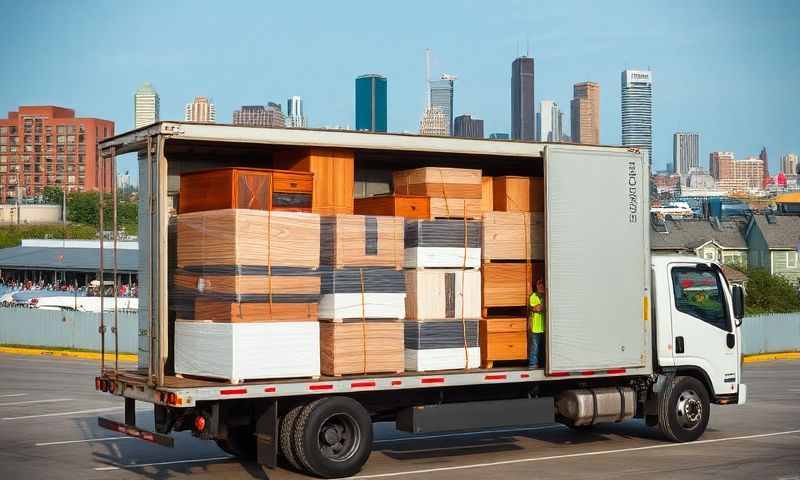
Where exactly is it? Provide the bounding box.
[675,336,685,354]
[726,333,735,349]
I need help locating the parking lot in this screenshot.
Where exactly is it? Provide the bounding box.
[0,353,798,479]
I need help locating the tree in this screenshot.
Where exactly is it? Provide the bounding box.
[42,186,63,205]
[744,269,800,314]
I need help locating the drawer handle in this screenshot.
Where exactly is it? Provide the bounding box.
[410,205,416,211]
[290,182,297,187]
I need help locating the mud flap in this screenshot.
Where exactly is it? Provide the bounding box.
[255,401,278,468]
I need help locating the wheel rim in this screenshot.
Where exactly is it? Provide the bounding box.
[675,388,703,430]
[316,412,360,462]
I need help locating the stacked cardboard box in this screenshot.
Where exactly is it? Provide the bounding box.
[318,214,406,376]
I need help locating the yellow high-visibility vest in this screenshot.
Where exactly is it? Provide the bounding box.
[529,292,544,333]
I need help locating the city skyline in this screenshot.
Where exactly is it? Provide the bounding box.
[2,1,798,175]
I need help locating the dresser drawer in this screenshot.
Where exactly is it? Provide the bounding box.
[273,177,313,193]
[481,317,526,334]
[483,332,527,360]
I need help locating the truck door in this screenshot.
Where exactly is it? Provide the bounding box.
[543,146,650,374]
[668,263,740,396]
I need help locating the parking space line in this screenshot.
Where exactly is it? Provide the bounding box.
[0,393,27,398]
[3,406,123,420]
[0,398,73,407]
[351,429,800,479]
[36,436,135,447]
[374,425,563,444]
[93,456,235,471]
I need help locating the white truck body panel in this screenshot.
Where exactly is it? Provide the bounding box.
[544,146,651,373]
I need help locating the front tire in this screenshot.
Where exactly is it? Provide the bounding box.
[657,375,710,442]
[292,397,373,478]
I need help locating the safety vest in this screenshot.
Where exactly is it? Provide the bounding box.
[529,292,544,333]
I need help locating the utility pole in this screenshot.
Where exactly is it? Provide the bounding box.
[15,174,20,225]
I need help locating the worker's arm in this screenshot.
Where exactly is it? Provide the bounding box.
[531,304,544,313]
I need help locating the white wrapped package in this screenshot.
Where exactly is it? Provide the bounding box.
[175,321,320,382]
[318,293,406,320]
[405,347,481,372]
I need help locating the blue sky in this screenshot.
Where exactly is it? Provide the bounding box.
[1,0,798,175]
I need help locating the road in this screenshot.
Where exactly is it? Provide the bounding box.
[0,353,798,479]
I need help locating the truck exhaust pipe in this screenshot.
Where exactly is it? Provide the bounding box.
[556,387,635,426]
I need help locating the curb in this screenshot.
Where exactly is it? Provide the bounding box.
[0,346,137,362]
[743,352,800,363]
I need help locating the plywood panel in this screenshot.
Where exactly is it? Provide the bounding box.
[405,269,481,320]
[481,176,494,213]
[321,214,404,269]
[394,167,482,199]
[194,299,318,322]
[493,176,531,212]
[274,148,354,215]
[429,197,482,219]
[481,263,532,308]
[481,212,545,261]
[320,321,404,376]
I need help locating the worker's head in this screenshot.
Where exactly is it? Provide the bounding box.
[536,278,545,294]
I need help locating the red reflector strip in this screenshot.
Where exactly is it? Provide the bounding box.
[548,371,570,377]
[220,388,247,396]
[581,371,595,376]
[421,377,445,384]
[309,384,334,391]
[264,387,277,393]
[391,380,402,386]
[520,373,530,379]
[607,369,627,374]
[485,374,507,380]
[350,381,376,388]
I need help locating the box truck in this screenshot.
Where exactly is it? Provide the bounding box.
[94,122,746,478]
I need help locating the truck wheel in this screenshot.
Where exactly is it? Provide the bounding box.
[280,404,306,471]
[292,397,373,478]
[657,376,710,443]
[215,425,256,460]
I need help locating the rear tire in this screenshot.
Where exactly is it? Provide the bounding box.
[292,397,373,478]
[657,375,710,442]
[280,404,306,471]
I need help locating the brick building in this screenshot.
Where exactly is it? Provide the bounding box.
[0,106,114,201]
[709,151,764,193]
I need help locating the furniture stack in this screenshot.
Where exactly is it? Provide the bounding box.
[318,214,405,376]
[393,167,483,219]
[479,175,546,368]
[403,218,482,371]
[172,168,322,383]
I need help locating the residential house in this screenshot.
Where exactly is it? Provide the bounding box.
[745,214,800,285]
[650,217,749,268]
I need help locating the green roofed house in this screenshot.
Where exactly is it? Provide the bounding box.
[745,214,800,285]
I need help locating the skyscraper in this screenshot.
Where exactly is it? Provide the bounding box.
[419,106,448,136]
[570,81,600,144]
[286,96,306,128]
[511,56,535,140]
[759,146,769,178]
[430,75,456,135]
[134,82,160,128]
[355,74,387,132]
[781,153,798,175]
[184,96,216,123]
[453,114,484,138]
[621,70,653,163]
[232,103,285,128]
[536,100,561,142]
[672,132,700,176]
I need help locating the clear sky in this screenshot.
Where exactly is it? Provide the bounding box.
[1,0,798,175]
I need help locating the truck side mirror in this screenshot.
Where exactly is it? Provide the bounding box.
[731,284,744,322]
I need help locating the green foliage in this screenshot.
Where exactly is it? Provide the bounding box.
[744,269,800,314]
[65,192,138,236]
[0,224,97,249]
[42,186,64,205]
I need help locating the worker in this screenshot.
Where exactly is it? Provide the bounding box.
[528,278,546,369]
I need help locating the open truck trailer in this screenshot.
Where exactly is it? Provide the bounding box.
[94,122,747,478]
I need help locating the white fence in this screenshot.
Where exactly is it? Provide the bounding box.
[741,312,800,355]
[0,309,138,353]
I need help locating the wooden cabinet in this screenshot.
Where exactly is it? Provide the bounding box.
[179,168,313,214]
[274,147,355,215]
[493,176,530,212]
[480,317,527,367]
[481,262,533,314]
[353,195,430,219]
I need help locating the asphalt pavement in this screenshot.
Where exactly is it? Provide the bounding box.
[0,353,798,479]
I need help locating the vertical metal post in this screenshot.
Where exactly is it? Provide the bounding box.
[98,147,105,373]
[112,146,119,373]
[146,136,155,384]
[156,134,168,386]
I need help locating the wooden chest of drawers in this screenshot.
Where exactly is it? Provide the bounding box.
[353,194,431,219]
[179,167,313,214]
[480,317,527,367]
